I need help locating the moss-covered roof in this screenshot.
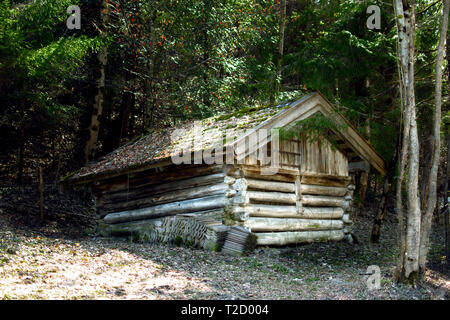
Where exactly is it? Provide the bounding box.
[66,99,297,183]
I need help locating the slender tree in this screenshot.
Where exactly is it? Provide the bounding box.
[444,135,450,263]
[83,0,109,163]
[393,0,421,285]
[274,0,287,101]
[419,0,449,274]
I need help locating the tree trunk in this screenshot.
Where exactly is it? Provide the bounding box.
[358,168,369,211]
[371,128,400,243]
[273,0,287,101]
[143,8,156,132]
[358,117,371,212]
[143,60,154,131]
[446,7,450,264]
[444,135,449,263]
[394,0,421,286]
[115,88,134,148]
[201,0,211,111]
[419,0,449,274]
[17,126,24,185]
[39,167,44,220]
[83,2,109,163]
[370,176,391,243]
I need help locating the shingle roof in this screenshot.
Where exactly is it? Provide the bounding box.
[66,98,297,182]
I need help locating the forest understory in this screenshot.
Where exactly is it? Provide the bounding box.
[0,186,448,300]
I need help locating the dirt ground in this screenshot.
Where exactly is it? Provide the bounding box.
[0,206,448,300]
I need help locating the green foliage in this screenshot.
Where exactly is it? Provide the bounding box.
[279,113,347,149]
[1,0,446,188]
[22,35,103,79]
[174,236,183,246]
[0,0,101,120]
[104,0,283,124]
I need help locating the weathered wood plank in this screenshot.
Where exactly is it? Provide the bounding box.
[242,165,299,176]
[302,195,344,207]
[295,175,302,213]
[244,217,343,232]
[300,173,351,187]
[245,204,344,219]
[301,207,344,219]
[99,173,226,204]
[247,190,296,204]
[94,165,223,194]
[256,230,345,246]
[245,178,295,193]
[244,204,297,218]
[99,218,164,236]
[99,183,229,212]
[300,184,348,196]
[241,170,298,182]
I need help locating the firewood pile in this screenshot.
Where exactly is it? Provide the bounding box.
[221,226,257,256]
[148,214,229,251]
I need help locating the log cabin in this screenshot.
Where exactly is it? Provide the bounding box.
[62,91,386,252]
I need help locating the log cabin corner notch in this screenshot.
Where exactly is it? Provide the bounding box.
[62,91,386,248]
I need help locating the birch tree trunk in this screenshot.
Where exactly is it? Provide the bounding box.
[444,136,449,263]
[419,0,449,273]
[446,13,450,264]
[393,0,421,285]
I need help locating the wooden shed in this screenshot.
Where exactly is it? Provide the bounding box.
[63,92,386,251]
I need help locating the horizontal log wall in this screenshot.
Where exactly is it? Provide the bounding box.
[93,164,223,194]
[99,172,226,205]
[229,165,349,245]
[238,171,352,245]
[94,161,352,246]
[99,181,228,213]
[96,165,231,222]
[95,165,226,218]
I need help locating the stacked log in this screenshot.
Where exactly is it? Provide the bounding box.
[93,165,241,251]
[244,217,343,232]
[342,184,356,243]
[256,230,344,246]
[237,205,343,219]
[96,171,227,216]
[102,194,227,223]
[95,162,353,247]
[221,226,257,256]
[92,164,223,195]
[226,166,350,246]
[201,223,229,251]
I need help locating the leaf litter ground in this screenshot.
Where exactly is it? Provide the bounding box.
[0,206,448,300]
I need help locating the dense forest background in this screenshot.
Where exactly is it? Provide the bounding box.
[1,0,446,181]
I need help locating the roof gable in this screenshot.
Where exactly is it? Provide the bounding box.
[232,92,386,175]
